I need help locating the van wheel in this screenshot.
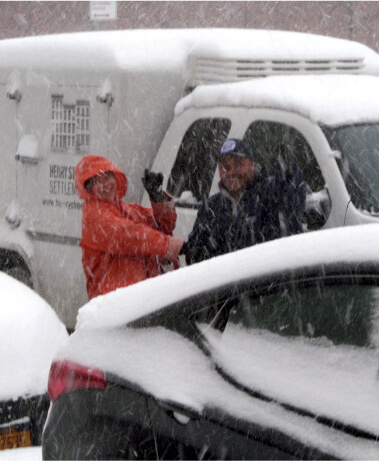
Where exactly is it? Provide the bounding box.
[3,265,33,289]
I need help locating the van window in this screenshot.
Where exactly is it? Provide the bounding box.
[51,95,90,154]
[323,124,379,214]
[243,121,330,230]
[167,118,231,207]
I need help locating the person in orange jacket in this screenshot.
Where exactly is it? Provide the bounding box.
[74,155,184,300]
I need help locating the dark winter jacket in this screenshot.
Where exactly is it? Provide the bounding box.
[184,165,306,265]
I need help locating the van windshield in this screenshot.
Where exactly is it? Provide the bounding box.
[324,124,379,215]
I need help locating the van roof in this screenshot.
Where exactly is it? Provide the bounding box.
[0,28,378,74]
[175,74,379,126]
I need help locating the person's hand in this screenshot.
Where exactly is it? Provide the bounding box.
[164,237,184,262]
[142,169,166,202]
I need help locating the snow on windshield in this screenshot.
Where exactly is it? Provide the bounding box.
[57,326,379,459]
[175,74,379,126]
[0,273,68,400]
[76,224,379,331]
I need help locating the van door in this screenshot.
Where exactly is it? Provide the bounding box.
[16,84,110,240]
[143,110,231,241]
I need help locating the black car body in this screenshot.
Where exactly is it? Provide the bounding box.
[43,224,379,460]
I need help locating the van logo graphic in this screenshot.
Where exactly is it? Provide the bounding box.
[51,95,90,154]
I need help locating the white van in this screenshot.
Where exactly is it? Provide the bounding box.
[143,34,379,246]
[0,29,378,328]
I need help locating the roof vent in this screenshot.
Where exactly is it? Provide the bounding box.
[185,55,365,92]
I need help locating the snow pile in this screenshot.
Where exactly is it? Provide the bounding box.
[0,273,68,400]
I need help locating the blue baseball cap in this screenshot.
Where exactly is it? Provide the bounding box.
[219,139,254,161]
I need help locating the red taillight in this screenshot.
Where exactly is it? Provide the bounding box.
[48,360,107,402]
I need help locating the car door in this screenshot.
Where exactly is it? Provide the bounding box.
[142,109,232,243]
[196,269,379,458]
[129,284,372,459]
[145,396,300,460]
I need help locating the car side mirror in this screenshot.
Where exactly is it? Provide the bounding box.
[304,187,332,230]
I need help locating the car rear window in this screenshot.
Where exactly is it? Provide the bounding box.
[227,281,379,347]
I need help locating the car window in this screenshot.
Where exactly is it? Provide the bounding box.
[243,121,331,230]
[167,118,231,207]
[225,278,379,348]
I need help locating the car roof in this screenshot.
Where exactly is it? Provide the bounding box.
[76,224,379,331]
[175,74,379,126]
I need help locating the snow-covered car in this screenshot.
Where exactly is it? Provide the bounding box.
[0,274,68,451]
[42,224,379,460]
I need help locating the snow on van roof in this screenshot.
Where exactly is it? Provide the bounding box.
[0,28,378,73]
[175,74,379,126]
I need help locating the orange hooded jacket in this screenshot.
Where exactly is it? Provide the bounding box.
[75,155,177,300]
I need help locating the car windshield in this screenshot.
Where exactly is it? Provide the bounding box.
[323,124,379,214]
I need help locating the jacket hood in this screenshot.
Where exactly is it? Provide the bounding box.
[75,155,128,201]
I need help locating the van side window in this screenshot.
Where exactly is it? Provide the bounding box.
[167,118,231,208]
[243,121,331,230]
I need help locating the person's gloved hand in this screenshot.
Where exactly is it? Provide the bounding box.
[164,237,184,262]
[142,169,167,202]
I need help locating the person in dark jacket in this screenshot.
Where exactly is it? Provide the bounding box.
[183,138,306,266]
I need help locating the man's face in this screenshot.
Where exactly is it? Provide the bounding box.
[90,171,117,201]
[218,154,255,195]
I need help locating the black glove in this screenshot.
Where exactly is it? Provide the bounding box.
[142,169,167,202]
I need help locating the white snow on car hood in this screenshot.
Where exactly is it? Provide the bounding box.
[200,323,379,437]
[56,326,379,459]
[175,74,379,126]
[0,273,68,400]
[76,224,379,331]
